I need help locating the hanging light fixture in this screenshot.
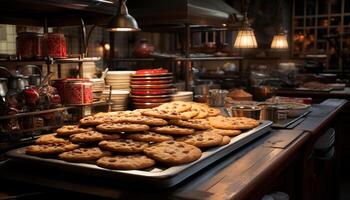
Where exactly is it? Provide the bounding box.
[106,0,140,32]
[271,25,289,49]
[234,0,257,48]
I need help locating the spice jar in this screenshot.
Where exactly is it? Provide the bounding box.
[16,32,44,59]
[63,79,92,105]
[45,33,67,58]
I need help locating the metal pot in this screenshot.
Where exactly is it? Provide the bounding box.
[231,105,261,120]
[8,75,29,91]
[209,89,228,107]
[0,78,8,97]
[193,83,220,96]
[258,103,289,122]
[29,74,42,86]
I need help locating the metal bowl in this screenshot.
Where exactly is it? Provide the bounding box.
[231,105,261,120]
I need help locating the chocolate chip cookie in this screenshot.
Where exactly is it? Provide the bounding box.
[168,119,211,130]
[208,116,259,130]
[99,139,149,153]
[97,154,155,170]
[26,143,80,156]
[176,131,223,148]
[126,132,174,143]
[56,125,92,136]
[96,123,150,133]
[150,125,195,135]
[58,147,111,163]
[35,133,69,145]
[144,141,202,166]
[69,131,120,143]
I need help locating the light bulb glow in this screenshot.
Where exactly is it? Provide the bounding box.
[234,29,258,48]
[271,34,289,49]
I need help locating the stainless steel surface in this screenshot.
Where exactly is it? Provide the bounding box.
[231,105,261,120]
[8,75,29,90]
[29,74,41,86]
[7,121,272,188]
[272,110,311,128]
[209,89,228,107]
[0,78,8,97]
[128,0,242,27]
[193,83,220,96]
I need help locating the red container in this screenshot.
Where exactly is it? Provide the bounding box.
[63,79,92,105]
[45,33,67,58]
[16,32,44,58]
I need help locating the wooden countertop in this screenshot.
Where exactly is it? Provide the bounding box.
[0,99,347,200]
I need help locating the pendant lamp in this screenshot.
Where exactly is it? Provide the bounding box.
[234,0,257,48]
[107,0,140,32]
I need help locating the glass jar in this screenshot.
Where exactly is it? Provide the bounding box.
[64,79,92,105]
[16,32,44,58]
[45,33,67,58]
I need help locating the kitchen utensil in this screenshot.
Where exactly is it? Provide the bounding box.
[231,105,261,120]
[8,75,29,91]
[193,84,220,96]
[209,89,228,107]
[0,78,8,98]
[258,103,289,122]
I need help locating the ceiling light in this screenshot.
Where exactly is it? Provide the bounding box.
[107,0,140,32]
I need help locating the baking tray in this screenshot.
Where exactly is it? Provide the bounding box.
[272,110,311,128]
[6,121,272,188]
[295,87,333,92]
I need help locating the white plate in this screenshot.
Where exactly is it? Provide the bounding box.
[107,71,135,75]
[102,90,129,95]
[172,91,193,97]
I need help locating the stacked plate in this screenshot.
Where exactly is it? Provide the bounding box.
[90,78,105,102]
[102,90,129,111]
[105,71,135,91]
[129,69,176,109]
[171,91,193,102]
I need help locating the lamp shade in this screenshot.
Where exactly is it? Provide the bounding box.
[271,33,289,49]
[107,0,140,32]
[234,28,258,48]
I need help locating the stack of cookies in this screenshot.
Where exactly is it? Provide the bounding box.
[129,69,176,109]
[26,101,260,171]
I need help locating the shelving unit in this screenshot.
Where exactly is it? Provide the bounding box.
[292,0,350,71]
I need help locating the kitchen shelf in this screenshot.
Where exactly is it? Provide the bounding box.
[109,58,156,62]
[4,125,62,135]
[0,57,101,65]
[0,107,73,120]
[174,56,243,61]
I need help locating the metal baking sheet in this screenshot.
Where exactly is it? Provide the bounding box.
[6,121,272,188]
[295,87,333,92]
[272,111,311,128]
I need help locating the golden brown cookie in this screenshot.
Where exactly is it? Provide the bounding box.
[208,128,242,136]
[208,116,259,130]
[56,125,92,136]
[97,154,155,170]
[26,143,80,156]
[69,131,120,143]
[141,109,190,120]
[168,119,211,130]
[35,133,69,145]
[144,141,202,166]
[156,101,192,112]
[176,131,223,148]
[96,123,150,133]
[118,116,168,126]
[58,147,111,163]
[220,136,231,145]
[191,104,209,119]
[99,139,149,153]
[79,116,114,126]
[126,132,174,143]
[150,125,195,135]
[207,107,221,117]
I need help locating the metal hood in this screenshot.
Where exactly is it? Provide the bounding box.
[127,0,242,28]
